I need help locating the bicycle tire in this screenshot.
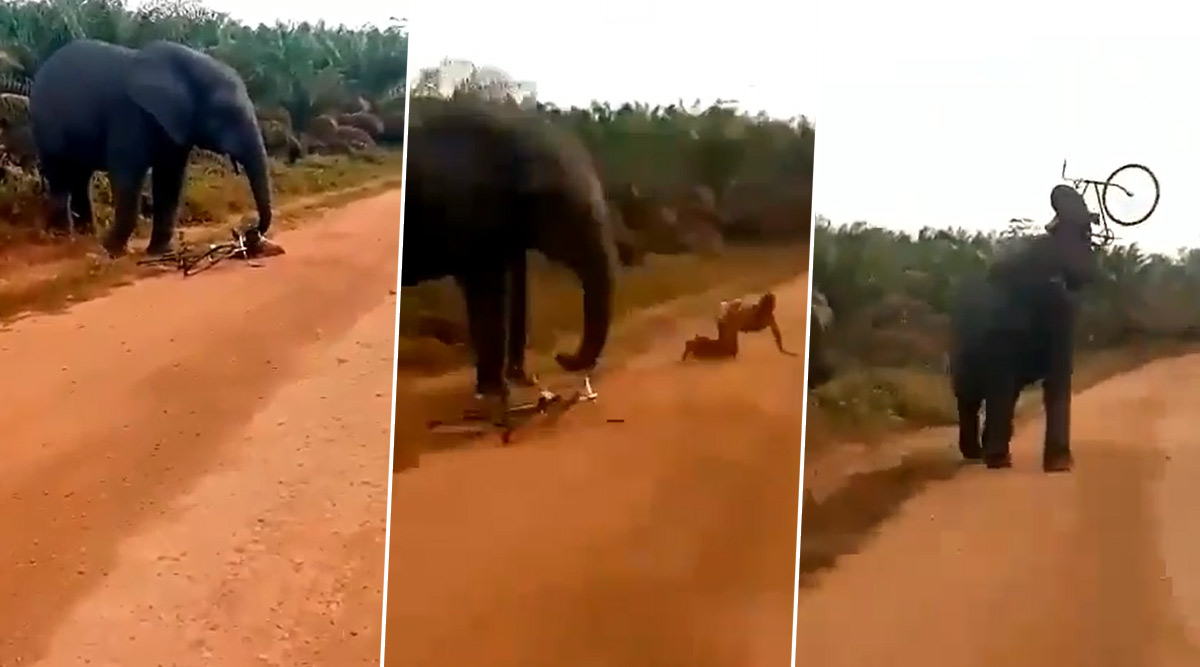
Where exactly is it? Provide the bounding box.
[136,252,188,270]
[182,244,241,276]
[1103,163,1159,227]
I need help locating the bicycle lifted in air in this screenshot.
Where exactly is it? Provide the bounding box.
[1059,159,1159,247]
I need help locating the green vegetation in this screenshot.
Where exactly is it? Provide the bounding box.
[808,215,1200,444]
[0,0,409,236]
[397,59,816,373]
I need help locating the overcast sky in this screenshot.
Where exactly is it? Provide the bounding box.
[407,0,815,121]
[814,0,1200,253]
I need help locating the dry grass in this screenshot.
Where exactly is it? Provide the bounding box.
[394,245,809,375]
[0,152,405,322]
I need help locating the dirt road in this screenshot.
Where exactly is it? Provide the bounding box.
[793,354,1200,666]
[0,190,401,666]
[385,273,809,667]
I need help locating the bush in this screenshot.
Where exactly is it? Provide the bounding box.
[409,62,815,250]
[809,215,1200,436]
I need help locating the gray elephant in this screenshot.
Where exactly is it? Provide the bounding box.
[808,289,835,389]
[29,39,273,256]
[949,185,1097,472]
[402,101,616,404]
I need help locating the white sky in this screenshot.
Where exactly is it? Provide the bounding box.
[815,0,1200,253]
[408,0,816,120]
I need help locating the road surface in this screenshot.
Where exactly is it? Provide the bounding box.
[793,353,1200,666]
[0,190,401,666]
[385,273,809,666]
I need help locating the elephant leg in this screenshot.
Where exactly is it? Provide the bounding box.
[956,390,983,461]
[458,272,508,401]
[40,162,73,236]
[68,172,95,235]
[147,155,188,255]
[980,369,1018,469]
[102,169,148,258]
[1041,347,1075,473]
[504,252,538,388]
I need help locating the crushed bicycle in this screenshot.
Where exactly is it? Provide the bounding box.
[427,375,601,444]
[135,223,270,277]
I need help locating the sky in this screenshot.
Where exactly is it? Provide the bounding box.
[814,0,1200,253]
[407,0,816,121]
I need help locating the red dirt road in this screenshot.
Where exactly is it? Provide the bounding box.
[0,190,401,666]
[793,354,1200,665]
[385,273,809,666]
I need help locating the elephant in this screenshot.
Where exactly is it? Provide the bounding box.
[948,185,1098,472]
[402,100,617,405]
[29,39,273,256]
[808,289,835,389]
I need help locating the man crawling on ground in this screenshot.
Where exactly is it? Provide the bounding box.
[680,291,797,361]
[718,292,796,356]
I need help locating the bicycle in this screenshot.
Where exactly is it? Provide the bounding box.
[1060,159,1159,247]
[136,224,266,277]
[427,375,601,445]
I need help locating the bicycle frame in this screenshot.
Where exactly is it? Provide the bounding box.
[431,376,600,444]
[1061,160,1133,223]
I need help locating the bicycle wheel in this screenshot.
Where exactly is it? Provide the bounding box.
[136,251,187,271]
[1103,163,1159,227]
[182,244,240,276]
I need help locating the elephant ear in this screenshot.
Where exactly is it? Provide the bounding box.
[127,56,194,146]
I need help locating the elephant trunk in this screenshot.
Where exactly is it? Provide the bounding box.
[553,226,615,374]
[238,137,274,234]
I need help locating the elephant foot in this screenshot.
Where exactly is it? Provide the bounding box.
[464,392,507,424]
[1043,451,1074,473]
[101,239,128,259]
[505,367,540,389]
[983,453,1013,469]
[145,240,174,257]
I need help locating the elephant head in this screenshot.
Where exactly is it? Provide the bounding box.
[128,42,273,233]
[1045,185,1099,290]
